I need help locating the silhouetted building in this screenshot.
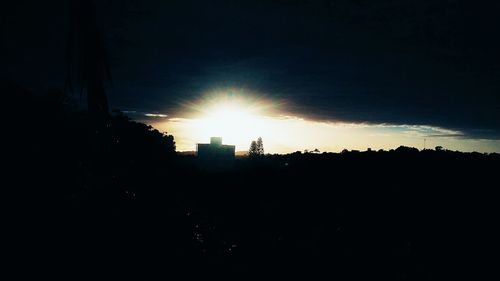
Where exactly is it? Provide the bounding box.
[197,137,235,162]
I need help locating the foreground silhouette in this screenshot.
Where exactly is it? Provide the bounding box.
[5,82,499,279]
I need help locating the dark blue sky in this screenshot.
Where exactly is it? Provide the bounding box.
[2,0,500,139]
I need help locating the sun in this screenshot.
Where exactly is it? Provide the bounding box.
[192,101,262,145]
[208,103,255,124]
[183,90,279,150]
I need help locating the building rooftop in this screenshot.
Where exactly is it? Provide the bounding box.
[196,137,235,161]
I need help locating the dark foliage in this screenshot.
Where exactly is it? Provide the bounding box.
[249,140,258,157]
[249,137,264,157]
[256,136,264,155]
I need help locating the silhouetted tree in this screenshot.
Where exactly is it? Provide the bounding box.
[395,145,419,154]
[249,137,264,157]
[256,137,264,155]
[249,140,258,157]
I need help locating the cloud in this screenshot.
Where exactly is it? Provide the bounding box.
[144,113,168,118]
[5,0,499,141]
[426,133,466,138]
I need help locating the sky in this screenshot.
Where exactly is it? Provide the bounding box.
[2,0,500,152]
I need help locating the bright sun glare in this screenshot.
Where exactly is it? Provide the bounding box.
[191,97,273,148]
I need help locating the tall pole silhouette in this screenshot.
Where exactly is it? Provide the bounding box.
[66,0,111,119]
